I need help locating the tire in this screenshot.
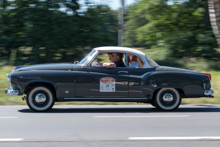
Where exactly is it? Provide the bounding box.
[154,88,181,111]
[26,86,55,112]
[150,101,157,108]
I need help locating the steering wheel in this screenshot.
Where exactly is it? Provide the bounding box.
[91,59,101,66]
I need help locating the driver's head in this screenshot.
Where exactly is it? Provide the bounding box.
[108,53,123,63]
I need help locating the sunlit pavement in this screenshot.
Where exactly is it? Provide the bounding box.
[0,104,220,147]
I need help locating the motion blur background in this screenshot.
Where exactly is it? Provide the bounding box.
[0,0,220,104]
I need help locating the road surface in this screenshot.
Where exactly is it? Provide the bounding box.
[0,104,220,147]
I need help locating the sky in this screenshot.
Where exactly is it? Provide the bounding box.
[80,0,137,10]
[3,0,137,10]
[3,0,140,14]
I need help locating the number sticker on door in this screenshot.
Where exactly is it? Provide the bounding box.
[100,77,115,92]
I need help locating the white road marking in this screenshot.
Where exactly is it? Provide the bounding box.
[0,138,24,141]
[129,136,220,140]
[94,115,189,118]
[0,117,18,119]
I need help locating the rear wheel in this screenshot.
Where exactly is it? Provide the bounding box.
[154,88,181,111]
[26,86,55,112]
[150,101,157,108]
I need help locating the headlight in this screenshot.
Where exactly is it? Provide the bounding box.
[7,73,12,85]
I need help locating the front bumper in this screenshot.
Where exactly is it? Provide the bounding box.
[5,87,19,96]
[204,89,214,96]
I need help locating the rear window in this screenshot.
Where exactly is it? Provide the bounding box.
[145,55,159,67]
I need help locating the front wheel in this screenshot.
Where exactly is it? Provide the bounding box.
[154,88,181,111]
[26,86,55,112]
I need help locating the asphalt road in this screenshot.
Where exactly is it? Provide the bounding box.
[1,104,220,147]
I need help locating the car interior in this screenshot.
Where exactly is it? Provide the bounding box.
[91,52,144,68]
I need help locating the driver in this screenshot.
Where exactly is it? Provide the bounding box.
[92,53,125,68]
[102,53,125,68]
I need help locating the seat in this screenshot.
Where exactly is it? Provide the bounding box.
[131,56,143,67]
[128,56,138,68]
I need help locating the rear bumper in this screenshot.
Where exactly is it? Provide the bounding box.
[5,87,19,96]
[204,89,214,96]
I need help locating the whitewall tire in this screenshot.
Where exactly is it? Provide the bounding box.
[154,88,181,111]
[26,86,55,112]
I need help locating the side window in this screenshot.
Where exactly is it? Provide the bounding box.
[90,52,126,68]
[127,54,144,68]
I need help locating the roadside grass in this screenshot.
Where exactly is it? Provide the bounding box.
[0,47,219,105]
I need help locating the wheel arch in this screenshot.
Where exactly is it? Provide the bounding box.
[24,81,57,100]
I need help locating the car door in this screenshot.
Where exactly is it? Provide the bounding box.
[127,54,155,97]
[128,68,155,97]
[75,66,129,97]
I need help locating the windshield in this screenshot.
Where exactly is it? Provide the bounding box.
[145,55,159,67]
[79,49,96,65]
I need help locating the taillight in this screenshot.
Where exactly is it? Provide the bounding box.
[203,73,211,81]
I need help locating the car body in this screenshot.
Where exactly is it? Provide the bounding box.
[5,46,214,111]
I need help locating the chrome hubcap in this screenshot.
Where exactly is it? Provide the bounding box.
[35,93,46,104]
[162,93,174,103]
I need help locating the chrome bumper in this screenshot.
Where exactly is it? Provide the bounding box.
[5,87,19,96]
[204,90,214,96]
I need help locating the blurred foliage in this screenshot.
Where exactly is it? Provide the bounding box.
[155,58,185,68]
[124,0,220,60]
[123,3,148,47]
[0,0,118,65]
[0,0,220,65]
[207,61,220,71]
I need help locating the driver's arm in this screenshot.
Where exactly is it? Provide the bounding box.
[103,63,116,68]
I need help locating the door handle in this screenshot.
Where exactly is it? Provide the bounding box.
[118,71,128,74]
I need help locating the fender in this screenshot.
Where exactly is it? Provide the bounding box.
[23,79,57,94]
[141,71,207,98]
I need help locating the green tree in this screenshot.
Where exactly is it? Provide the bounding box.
[0,0,27,63]
[125,0,218,59]
[0,1,118,65]
[82,5,118,47]
[0,0,81,64]
[123,3,148,47]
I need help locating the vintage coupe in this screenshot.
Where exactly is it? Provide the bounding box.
[5,47,214,111]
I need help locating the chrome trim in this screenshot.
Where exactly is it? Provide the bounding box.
[64,97,147,100]
[7,73,12,85]
[7,73,11,78]
[5,87,19,96]
[204,90,214,96]
[162,93,174,103]
[35,93,47,104]
[118,71,128,74]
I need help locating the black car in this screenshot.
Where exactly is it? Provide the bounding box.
[5,46,214,111]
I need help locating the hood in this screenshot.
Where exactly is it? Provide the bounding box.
[13,63,81,72]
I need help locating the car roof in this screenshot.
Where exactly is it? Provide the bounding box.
[93,46,146,56]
